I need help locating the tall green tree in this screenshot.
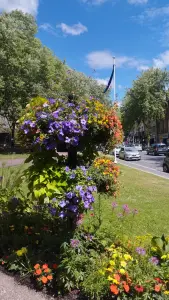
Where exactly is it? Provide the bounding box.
[0,11,42,140]
[121,68,169,141]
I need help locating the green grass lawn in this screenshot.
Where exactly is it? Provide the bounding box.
[89,165,169,238]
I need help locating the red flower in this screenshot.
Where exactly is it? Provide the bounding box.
[110,284,119,295]
[154,278,163,284]
[135,285,144,293]
[52,264,58,269]
[154,285,161,292]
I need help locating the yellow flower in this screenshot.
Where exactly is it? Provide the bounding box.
[124,254,132,261]
[119,268,126,275]
[16,250,23,257]
[112,253,118,259]
[164,291,169,295]
[106,268,113,272]
[120,261,127,268]
[108,275,114,281]
[16,247,27,257]
[151,247,157,252]
[161,255,167,260]
[109,260,115,266]
[112,279,120,285]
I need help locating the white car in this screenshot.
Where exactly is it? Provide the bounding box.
[119,147,141,161]
[134,144,142,151]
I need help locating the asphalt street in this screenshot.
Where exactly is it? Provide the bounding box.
[117,151,169,180]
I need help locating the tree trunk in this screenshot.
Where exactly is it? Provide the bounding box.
[11,122,15,148]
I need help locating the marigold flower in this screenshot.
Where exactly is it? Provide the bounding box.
[123,282,130,293]
[44,268,51,273]
[110,284,119,295]
[41,276,48,284]
[114,274,120,281]
[34,264,40,270]
[35,269,42,276]
[42,264,48,270]
[154,285,161,292]
[47,275,53,280]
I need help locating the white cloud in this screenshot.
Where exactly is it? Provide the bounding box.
[57,22,87,36]
[86,50,149,71]
[39,23,57,36]
[134,5,169,23]
[96,77,114,88]
[128,0,148,4]
[153,51,169,69]
[137,65,149,71]
[81,0,109,5]
[0,0,39,15]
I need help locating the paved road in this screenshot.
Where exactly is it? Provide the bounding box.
[0,271,53,300]
[0,158,26,167]
[118,151,169,179]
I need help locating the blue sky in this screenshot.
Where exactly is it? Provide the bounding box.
[1,0,169,101]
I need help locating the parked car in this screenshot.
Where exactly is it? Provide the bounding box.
[163,151,169,172]
[134,144,142,151]
[119,147,141,161]
[147,143,168,156]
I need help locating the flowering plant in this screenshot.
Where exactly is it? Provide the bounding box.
[89,156,120,196]
[25,161,96,220]
[18,97,123,154]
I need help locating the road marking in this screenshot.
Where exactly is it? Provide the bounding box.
[118,160,169,180]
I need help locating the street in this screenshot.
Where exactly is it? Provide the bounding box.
[117,151,169,180]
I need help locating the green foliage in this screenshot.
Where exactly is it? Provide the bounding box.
[151,235,169,256]
[121,68,169,134]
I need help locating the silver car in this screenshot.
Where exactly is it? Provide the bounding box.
[119,147,141,161]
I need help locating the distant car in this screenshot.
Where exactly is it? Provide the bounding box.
[119,147,141,161]
[134,144,142,151]
[147,143,168,156]
[163,151,169,172]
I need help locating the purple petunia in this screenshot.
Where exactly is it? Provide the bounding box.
[149,256,159,265]
[70,239,80,248]
[136,247,146,256]
[59,200,67,208]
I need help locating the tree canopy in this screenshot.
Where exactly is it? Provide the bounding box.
[121,68,169,136]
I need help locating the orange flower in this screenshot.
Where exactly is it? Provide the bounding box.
[155,285,161,292]
[52,264,58,269]
[114,274,120,282]
[35,269,42,276]
[41,276,48,284]
[34,264,40,270]
[42,264,48,270]
[44,268,51,273]
[110,284,119,295]
[47,275,53,281]
[123,282,130,293]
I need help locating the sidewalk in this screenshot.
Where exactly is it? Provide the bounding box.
[0,271,53,300]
